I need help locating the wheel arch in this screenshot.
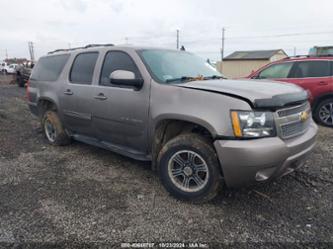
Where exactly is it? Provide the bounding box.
[151,117,217,172]
[312,93,333,111]
[37,97,58,117]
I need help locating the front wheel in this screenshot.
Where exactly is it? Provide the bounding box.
[158,134,222,202]
[314,98,333,127]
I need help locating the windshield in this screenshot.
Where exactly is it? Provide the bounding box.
[139,49,222,83]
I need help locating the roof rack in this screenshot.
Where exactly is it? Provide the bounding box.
[48,43,114,54]
[283,55,310,60]
[284,54,333,60]
[84,43,114,48]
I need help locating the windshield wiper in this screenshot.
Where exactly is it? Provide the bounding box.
[165,75,227,83]
[203,75,227,80]
[165,76,196,83]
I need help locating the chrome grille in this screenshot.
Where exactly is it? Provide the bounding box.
[280,119,310,138]
[277,102,307,117]
[275,102,311,139]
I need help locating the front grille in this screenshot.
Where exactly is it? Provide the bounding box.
[275,102,311,139]
[277,102,307,117]
[280,119,309,138]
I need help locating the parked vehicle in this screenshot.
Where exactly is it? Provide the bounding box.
[16,63,33,87]
[7,64,18,74]
[27,44,318,202]
[248,56,333,127]
[0,61,8,74]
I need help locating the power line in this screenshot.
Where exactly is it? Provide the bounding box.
[226,30,333,40]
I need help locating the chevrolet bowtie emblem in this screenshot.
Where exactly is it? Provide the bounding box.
[300,111,309,122]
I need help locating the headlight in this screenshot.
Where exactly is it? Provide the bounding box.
[230,111,276,138]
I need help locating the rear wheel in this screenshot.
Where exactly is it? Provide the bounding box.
[158,134,222,202]
[314,98,333,127]
[41,110,71,145]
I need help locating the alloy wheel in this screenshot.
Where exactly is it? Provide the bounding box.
[44,119,57,142]
[319,102,333,126]
[167,150,209,193]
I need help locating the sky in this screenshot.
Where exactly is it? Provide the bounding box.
[1,0,333,61]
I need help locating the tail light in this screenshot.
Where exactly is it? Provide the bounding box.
[26,80,30,101]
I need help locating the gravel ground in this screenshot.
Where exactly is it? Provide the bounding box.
[0,79,332,248]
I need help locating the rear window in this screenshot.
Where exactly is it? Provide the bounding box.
[290,61,330,78]
[31,54,69,81]
[70,52,98,84]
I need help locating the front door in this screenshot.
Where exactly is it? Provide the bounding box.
[92,50,150,155]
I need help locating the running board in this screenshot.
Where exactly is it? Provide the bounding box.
[72,134,151,161]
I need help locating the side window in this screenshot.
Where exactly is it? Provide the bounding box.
[100,51,141,86]
[30,54,70,81]
[70,52,98,84]
[258,63,293,79]
[290,61,330,78]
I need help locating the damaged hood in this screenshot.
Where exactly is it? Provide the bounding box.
[178,79,308,109]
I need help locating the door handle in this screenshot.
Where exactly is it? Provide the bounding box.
[94,93,107,100]
[318,81,328,85]
[64,89,73,95]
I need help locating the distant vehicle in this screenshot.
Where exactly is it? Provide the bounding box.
[248,55,333,127]
[7,64,18,74]
[16,63,33,87]
[0,62,9,74]
[26,44,317,202]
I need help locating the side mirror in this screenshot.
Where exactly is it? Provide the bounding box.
[109,70,144,88]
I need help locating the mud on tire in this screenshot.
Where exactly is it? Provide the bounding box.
[41,110,71,146]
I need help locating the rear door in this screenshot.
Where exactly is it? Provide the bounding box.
[287,60,331,102]
[60,52,99,136]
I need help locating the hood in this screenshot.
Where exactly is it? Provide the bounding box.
[177,79,308,109]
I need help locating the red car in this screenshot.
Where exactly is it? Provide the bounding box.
[248,56,333,127]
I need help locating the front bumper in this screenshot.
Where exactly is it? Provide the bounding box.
[214,121,318,188]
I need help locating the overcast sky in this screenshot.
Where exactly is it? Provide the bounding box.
[1,0,333,61]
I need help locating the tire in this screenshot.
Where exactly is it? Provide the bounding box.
[158,133,222,202]
[41,110,71,145]
[314,98,333,127]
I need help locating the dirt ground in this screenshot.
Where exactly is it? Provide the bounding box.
[0,76,332,248]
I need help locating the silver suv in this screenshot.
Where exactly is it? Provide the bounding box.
[27,44,318,202]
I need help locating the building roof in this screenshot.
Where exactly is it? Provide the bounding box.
[224,49,287,61]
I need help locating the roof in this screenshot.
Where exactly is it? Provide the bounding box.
[224,49,287,61]
[46,44,180,56]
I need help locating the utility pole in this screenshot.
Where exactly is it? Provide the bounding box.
[28,41,35,62]
[125,37,129,44]
[176,29,179,50]
[5,49,8,59]
[220,27,225,73]
[293,47,297,56]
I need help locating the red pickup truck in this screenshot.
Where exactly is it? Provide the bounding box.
[248,56,333,127]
